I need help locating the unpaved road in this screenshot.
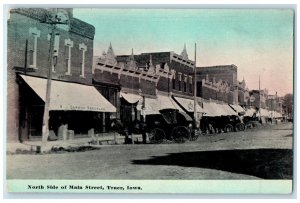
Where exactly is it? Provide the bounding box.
[6,123,293,180]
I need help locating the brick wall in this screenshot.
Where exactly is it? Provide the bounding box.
[196,65,237,87]
[168,60,194,96]
[197,82,217,100]
[119,74,140,90]
[117,52,195,97]
[157,76,170,92]
[8,12,94,85]
[140,79,156,95]
[7,9,95,142]
[93,69,119,85]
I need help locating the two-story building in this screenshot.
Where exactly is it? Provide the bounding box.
[93,44,205,124]
[7,8,116,142]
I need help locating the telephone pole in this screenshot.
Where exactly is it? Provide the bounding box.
[41,9,69,151]
[259,75,261,119]
[41,23,55,150]
[193,43,198,128]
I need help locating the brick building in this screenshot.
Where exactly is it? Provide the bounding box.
[195,65,239,105]
[7,8,116,142]
[196,65,238,87]
[266,94,283,115]
[116,45,196,98]
[93,45,198,124]
[249,89,268,110]
[237,78,250,107]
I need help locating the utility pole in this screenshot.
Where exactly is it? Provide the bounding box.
[193,43,198,128]
[41,9,69,151]
[41,24,56,150]
[258,75,261,119]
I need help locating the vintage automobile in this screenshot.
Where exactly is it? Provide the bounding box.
[145,108,197,143]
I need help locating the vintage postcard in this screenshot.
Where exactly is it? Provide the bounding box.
[5,6,294,194]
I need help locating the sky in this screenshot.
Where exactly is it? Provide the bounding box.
[73,8,294,96]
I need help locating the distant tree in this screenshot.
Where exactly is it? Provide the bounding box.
[283,93,293,118]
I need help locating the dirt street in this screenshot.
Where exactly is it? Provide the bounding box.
[6,123,293,180]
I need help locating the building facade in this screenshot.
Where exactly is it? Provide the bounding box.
[237,78,250,107]
[7,8,116,142]
[196,65,239,105]
[93,45,197,124]
[249,89,268,109]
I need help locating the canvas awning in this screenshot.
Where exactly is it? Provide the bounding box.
[202,102,236,117]
[141,94,183,115]
[219,103,237,116]
[202,101,216,117]
[120,92,143,104]
[269,111,282,118]
[20,75,116,112]
[212,103,236,116]
[229,104,245,113]
[257,108,269,117]
[244,108,257,117]
[173,97,204,113]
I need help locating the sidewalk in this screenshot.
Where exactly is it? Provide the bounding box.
[6,132,143,154]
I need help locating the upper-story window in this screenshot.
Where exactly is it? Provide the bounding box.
[184,74,187,92]
[52,34,60,72]
[189,76,193,93]
[47,33,60,72]
[28,27,40,69]
[79,43,87,78]
[178,72,182,91]
[64,39,73,75]
[172,74,176,89]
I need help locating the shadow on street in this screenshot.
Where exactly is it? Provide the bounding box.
[132,148,293,179]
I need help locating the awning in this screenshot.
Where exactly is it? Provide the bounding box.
[120,92,142,104]
[275,111,283,118]
[173,97,204,113]
[202,102,236,117]
[202,101,218,117]
[269,111,282,118]
[20,75,116,112]
[142,94,183,115]
[257,108,269,117]
[244,108,257,117]
[212,103,236,116]
[229,104,245,113]
[220,103,237,116]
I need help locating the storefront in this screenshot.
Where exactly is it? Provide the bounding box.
[172,96,204,120]
[202,101,237,117]
[229,104,245,115]
[18,74,116,141]
[142,94,183,116]
[120,92,143,124]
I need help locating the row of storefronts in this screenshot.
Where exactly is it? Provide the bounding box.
[7,8,284,143]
